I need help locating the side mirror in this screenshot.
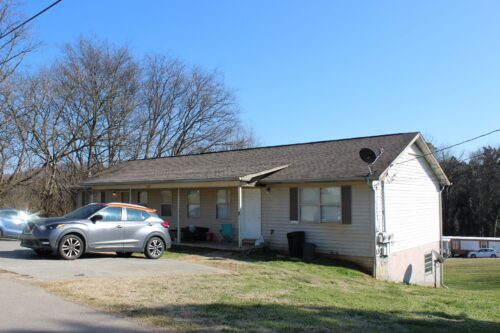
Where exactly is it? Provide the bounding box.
[91,214,103,223]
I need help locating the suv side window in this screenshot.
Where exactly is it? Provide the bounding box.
[99,207,123,221]
[126,208,150,221]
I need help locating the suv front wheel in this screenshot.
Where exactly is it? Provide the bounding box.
[144,237,164,259]
[58,234,84,260]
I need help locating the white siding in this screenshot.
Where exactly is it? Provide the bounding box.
[261,184,372,258]
[460,240,479,251]
[490,242,500,251]
[383,143,441,253]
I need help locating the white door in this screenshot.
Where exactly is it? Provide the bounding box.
[241,188,261,239]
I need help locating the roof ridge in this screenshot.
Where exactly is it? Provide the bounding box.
[130,132,420,162]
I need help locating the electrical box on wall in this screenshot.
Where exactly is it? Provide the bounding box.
[376,232,394,244]
[380,246,389,257]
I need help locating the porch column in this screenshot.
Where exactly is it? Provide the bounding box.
[177,188,181,243]
[238,186,242,248]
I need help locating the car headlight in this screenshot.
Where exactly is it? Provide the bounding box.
[39,224,65,231]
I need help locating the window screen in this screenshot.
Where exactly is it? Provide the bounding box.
[160,190,173,217]
[424,253,433,274]
[216,189,230,219]
[187,190,200,218]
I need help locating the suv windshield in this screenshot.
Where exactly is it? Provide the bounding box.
[64,204,105,219]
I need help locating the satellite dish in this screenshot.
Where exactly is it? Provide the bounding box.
[359,148,377,164]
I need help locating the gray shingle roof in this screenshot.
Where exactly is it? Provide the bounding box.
[81,132,420,186]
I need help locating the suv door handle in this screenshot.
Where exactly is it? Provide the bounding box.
[116,225,123,229]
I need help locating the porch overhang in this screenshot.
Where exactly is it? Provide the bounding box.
[84,180,242,190]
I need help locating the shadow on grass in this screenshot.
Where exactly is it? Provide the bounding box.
[166,246,370,274]
[120,303,500,333]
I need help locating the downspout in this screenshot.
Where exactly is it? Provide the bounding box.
[367,178,377,279]
[438,185,448,288]
[381,180,387,233]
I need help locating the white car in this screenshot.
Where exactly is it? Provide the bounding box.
[467,248,498,258]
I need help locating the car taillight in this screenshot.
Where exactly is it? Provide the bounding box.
[161,221,170,228]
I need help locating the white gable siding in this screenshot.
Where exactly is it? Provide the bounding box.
[383,143,441,253]
[261,184,373,258]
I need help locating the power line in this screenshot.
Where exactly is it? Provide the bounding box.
[395,128,500,165]
[0,0,63,40]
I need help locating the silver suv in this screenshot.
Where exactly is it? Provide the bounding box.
[20,203,171,260]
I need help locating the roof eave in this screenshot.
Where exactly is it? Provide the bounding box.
[260,177,369,185]
[80,177,241,187]
[378,133,451,186]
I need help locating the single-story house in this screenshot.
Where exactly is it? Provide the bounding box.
[79,132,450,286]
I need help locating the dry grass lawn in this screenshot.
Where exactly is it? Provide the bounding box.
[38,250,500,333]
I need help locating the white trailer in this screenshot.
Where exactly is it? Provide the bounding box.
[442,236,500,257]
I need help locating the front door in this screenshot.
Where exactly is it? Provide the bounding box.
[241,188,261,239]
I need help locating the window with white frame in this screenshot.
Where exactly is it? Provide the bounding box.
[187,190,200,218]
[138,191,148,205]
[160,190,173,217]
[216,189,230,219]
[299,187,341,223]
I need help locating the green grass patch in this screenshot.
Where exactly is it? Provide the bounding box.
[42,251,500,333]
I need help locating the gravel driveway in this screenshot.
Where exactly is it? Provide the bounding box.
[0,240,225,281]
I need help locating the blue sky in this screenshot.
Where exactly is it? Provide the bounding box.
[23,0,500,154]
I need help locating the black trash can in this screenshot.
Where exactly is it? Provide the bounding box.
[287,231,305,258]
[302,242,316,262]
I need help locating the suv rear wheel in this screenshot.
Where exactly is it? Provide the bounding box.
[491,254,497,258]
[144,237,164,259]
[58,234,84,260]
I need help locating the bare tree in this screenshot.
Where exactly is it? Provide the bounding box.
[0,0,36,84]
[1,34,257,214]
[55,36,138,174]
[136,55,253,158]
[0,0,37,202]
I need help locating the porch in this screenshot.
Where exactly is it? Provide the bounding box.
[83,181,264,249]
[172,240,266,253]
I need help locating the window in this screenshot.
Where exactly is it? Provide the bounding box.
[82,191,90,206]
[216,189,230,219]
[99,207,123,221]
[160,190,173,217]
[424,252,433,274]
[299,187,341,223]
[93,191,106,203]
[126,208,151,221]
[138,191,148,205]
[120,191,130,203]
[187,190,200,218]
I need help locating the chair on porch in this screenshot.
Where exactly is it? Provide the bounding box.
[220,223,233,243]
